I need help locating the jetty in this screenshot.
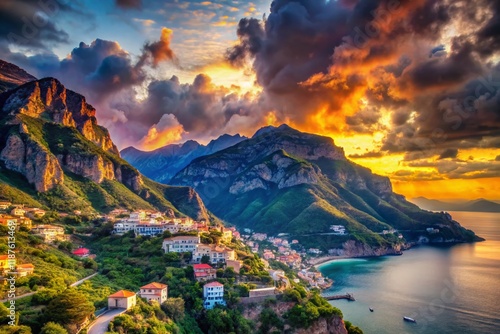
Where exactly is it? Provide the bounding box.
[321,292,355,301]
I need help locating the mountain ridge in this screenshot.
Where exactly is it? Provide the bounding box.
[121,133,247,183]
[170,124,481,252]
[411,197,500,213]
[0,59,37,93]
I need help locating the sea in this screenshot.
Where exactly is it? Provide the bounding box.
[318,211,500,334]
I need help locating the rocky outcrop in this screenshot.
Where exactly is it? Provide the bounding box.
[294,316,348,334]
[0,132,64,192]
[0,78,119,155]
[341,240,404,257]
[242,300,348,334]
[57,154,115,183]
[229,151,322,194]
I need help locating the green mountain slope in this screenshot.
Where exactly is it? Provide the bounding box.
[172,125,481,252]
[0,76,209,219]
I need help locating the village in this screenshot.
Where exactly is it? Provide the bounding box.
[0,200,337,331]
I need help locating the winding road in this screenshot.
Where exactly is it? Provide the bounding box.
[87,308,126,334]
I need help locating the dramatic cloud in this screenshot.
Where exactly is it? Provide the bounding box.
[438,148,459,160]
[227,0,500,153]
[0,0,74,49]
[141,27,176,67]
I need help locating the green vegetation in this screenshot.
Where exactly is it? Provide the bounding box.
[281,287,345,329]
[108,298,190,334]
[0,113,209,219]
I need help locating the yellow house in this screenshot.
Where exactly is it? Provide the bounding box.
[15,264,35,277]
[0,255,15,274]
[108,290,137,310]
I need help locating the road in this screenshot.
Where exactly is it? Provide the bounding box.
[70,272,98,287]
[0,272,98,303]
[88,308,126,334]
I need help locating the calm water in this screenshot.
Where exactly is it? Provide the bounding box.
[318,211,500,334]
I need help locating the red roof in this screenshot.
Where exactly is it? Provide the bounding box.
[141,282,168,289]
[195,272,209,277]
[109,290,136,298]
[204,281,223,287]
[193,264,213,270]
[72,248,90,255]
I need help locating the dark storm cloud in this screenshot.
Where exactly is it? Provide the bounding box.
[115,0,142,9]
[122,74,259,136]
[438,148,459,160]
[227,0,500,155]
[0,0,72,48]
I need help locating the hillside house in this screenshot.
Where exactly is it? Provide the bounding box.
[203,281,225,309]
[108,290,137,310]
[193,264,216,282]
[0,215,17,227]
[10,208,25,217]
[72,248,90,258]
[0,202,11,210]
[162,235,200,253]
[224,260,241,273]
[0,255,15,274]
[139,282,168,304]
[31,225,67,242]
[15,264,35,277]
[192,244,236,264]
[26,209,46,219]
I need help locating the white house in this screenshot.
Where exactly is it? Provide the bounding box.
[139,282,168,304]
[330,225,346,235]
[162,235,200,253]
[108,290,137,310]
[192,244,236,264]
[203,281,225,309]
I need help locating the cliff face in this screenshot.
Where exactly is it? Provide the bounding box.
[0,78,118,154]
[0,67,209,218]
[0,129,64,192]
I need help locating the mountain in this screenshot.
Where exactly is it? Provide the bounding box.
[0,59,37,93]
[121,133,247,183]
[411,197,500,213]
[171,124,481,252]
[0,74,208,219]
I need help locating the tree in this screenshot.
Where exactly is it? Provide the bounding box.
[201,255,211,264]
[40,322,68,334]
[45,289,95,329]
[161,297,185,321]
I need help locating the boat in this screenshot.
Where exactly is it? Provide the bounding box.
[403,316,416,323]
[369,308,374,312]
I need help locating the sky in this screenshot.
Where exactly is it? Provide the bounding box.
[0,0,499,200]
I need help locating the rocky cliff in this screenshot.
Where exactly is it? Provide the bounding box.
[0,59,36,93]
[0,66,209,218]
[0,77,118,154]
[171,124,481,250]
